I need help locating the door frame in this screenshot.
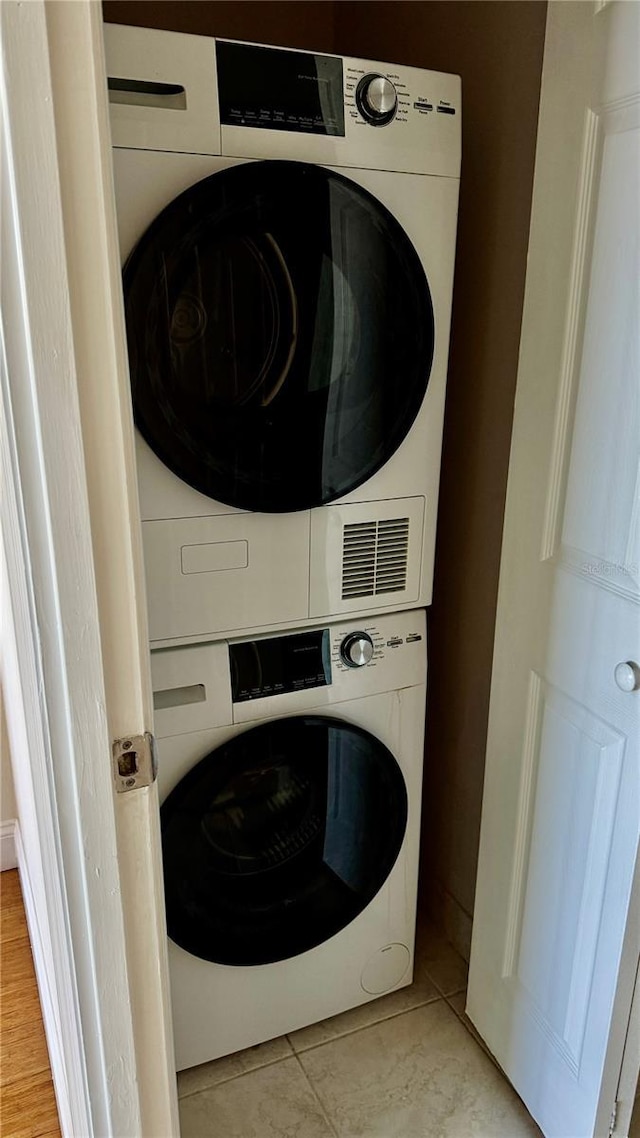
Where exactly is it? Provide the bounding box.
[1,1,637,1136]
[1,2,178,1135]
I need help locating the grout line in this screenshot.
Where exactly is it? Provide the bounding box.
[415,941,469,999]
[293,1051,340,1138]
[178,991,447,1099]
[176,1050,296,1100]
[441,1004,544,1137]
[178,989,449,1101]
[444,993,503,1072]
[423,976,466,999]
[176,980,463,1101]
[414,961,469,1000]
[287,992,444,1056]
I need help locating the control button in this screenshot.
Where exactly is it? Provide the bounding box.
[340,632,374,668]
[387,638,403,647]
[406,633,423,643]
[436,105,456,115]
[413,101,433,111]
[355,74,398,126]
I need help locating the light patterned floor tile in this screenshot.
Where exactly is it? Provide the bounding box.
[417,919,468,996]
[288,961,439,1052]
[178,1056,336,1138]
[298,999,542,1137]
[178,1035,293,1097]
[446,990,492,1059]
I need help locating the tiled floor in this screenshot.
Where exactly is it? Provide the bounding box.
[177,921,542,1138]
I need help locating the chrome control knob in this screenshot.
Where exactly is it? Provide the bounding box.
[340,632,374,668]
[356,74,398,126]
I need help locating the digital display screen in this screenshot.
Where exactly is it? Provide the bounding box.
[230,629,332,702]
[216,42,345,137]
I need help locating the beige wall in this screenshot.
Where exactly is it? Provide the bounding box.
[101,0,547,939]
[103,0,336,53]
[1,687,17,823]
[334,1,547,935]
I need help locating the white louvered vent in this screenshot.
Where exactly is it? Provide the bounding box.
[341,517,410,600]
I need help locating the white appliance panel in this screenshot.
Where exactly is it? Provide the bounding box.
[151,609,426,1069]
[143,511,311,641]
[105,24,461,177]
[106,24,220,154]
[164,685,424,1069]
[107,25,460,640]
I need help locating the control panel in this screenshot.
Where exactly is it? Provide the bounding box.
[229,611,426,709]
[214,43,461,177]
[151,610,427,737]
[329,619,423,677]
[105,25,461,178]
[216,41,345,136]
[230,629,331,702]
[215,42,459,136]
[345,60,458,130]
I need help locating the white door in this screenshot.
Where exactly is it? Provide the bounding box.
[468,3,640,1137]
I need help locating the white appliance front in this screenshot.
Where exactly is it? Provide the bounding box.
[152,609,427,1070]
[106,25,461,645]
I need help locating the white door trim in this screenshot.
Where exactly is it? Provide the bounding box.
[596,848,640,1137]
[0,377,93,1138]
[1,2,178,1134]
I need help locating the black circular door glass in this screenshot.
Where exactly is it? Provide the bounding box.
[124,160,435,512]
[160,716,408,965]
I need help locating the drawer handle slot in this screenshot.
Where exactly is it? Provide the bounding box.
[108,77,187,110]
[153,684,206,710]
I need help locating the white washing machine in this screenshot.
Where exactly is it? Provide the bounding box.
[105,25,461,647]
[152,609,426,1070]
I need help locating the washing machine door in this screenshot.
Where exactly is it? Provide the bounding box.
[160,715,408,965]
[124,160,434,512]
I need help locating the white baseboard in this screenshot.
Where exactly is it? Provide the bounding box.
[0,819,18,871]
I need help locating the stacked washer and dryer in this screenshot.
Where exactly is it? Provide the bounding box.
[106,23,461,1072]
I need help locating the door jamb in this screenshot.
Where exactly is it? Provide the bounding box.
[1,2,179,1134]
[597,849,640,1136]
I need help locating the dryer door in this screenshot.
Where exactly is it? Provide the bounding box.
[124,160,434,512]
[160,715,408,965]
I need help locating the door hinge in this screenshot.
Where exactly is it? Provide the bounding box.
[608,1100,618,1136]
[112,732,157,793]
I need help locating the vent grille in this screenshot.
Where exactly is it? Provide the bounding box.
[341,518,410,600]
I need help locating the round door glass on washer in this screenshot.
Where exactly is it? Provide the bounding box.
[123,160,434,512]
[160,715,408,965]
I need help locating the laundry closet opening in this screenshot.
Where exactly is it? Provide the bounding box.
[103,0,545,970]
[101,0,547,1106]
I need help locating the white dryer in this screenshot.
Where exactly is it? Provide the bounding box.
[151,609,426,1070]
[106,26,461,646]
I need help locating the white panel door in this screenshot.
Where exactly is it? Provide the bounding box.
[468,3,640,1137]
